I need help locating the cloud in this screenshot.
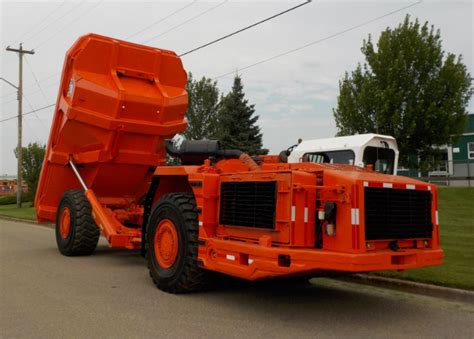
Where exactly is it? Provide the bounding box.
[1,0,472,173]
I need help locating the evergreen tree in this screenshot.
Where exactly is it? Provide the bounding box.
[333,15,471,170]
[184,72,219,140]
[216,75,268,155]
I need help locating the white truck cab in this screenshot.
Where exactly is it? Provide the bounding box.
[287,133,399,175]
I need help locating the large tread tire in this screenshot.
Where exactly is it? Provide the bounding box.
[55,190,100,256]
[147,192,210,293]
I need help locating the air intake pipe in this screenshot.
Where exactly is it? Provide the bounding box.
[165,140,260,171]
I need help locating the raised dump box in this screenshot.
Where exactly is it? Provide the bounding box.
[35,34,188,223]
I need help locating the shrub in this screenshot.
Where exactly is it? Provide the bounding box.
[0,192,33,205]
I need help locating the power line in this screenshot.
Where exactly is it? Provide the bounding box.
[126,0,198,40]
[0,72,59,99]
[2,0,223,101]
[21,0,86,45]
[2,0,306,124]
[22,101,42,141]
[2,1,418,127]
[143,0,228,44]
[2,81,59,105]
[33,1,104,50]
[0,104,55,123]
[214,0,423,79]
[23,96,49,131]
[22,115,41,141]
[8,0,68,46]
[24,56,49,104]
[179,0,312,57]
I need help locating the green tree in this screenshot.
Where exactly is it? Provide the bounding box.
[216,75,268,155]
[184,72,220,140]
[333,15,471,170]
[20,142,46,197]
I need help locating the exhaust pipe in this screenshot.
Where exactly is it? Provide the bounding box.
[165,140,260,171]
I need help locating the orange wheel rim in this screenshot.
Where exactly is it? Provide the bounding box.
[59,207,71,240]
[154,219,179,269]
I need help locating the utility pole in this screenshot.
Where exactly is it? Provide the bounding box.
[5,43,35,208]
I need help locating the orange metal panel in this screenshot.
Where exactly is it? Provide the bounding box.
[35,34,188,223]
[199,237,443,280]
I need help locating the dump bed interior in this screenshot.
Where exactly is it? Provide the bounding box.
[35,34,188,222]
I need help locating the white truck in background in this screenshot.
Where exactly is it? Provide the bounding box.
[286,133,399,175]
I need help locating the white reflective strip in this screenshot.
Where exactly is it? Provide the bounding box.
[304,207,308,223]
[428,186,432,191]
[226,254,235,261]
[318,210,325,220]
[351,208,360,225]
[363,181,369,187]
[383,183,393,188]
[435,211,439,225]
[291,206,296,222]
[406,184,416,190]
[198,221,203,226]
[248,258,254,265]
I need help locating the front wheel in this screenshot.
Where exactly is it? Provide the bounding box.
[147,192,210,293]
[55,190,100,256]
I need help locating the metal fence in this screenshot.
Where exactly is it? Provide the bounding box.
[398,159,474,187]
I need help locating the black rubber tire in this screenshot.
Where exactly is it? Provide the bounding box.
[147,192,210,293]
[55,190,100,256]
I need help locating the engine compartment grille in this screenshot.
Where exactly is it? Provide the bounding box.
[364,187,432,240]
[219,181,277,229]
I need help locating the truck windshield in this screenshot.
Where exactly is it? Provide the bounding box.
[303,150,355,165]
[362,146,395,174]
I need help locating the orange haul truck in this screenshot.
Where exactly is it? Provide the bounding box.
[35,34,443,293]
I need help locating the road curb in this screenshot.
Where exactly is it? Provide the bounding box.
[339,274,474,303]
[0,215,54,228]
[0,215,36,224]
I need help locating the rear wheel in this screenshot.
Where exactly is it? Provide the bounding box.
[147,192,210,293]
[55,190,100,256]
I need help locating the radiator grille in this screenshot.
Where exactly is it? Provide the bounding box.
[364,187,432,240]
[219,181,277,229]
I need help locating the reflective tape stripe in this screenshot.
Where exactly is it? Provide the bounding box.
[226,254,235,261]
[291,206,296,222]
[406,184,415,190]
[436,211,439,225]
[198,221,203,226]
[304,207,308,223]
[363,181,369,187]
[351,208,360,225]
[383,183,393,188]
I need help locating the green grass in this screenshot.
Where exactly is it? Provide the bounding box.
[0,193,33,205]
[0,202,36,221]
[376,187,474,290]
[0,187,473,290]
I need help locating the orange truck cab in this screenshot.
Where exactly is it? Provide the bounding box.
[35,34,443,293]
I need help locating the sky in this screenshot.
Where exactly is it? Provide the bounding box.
[0,0,472,175]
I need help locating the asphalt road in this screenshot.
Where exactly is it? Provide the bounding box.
[1,219,473,339]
